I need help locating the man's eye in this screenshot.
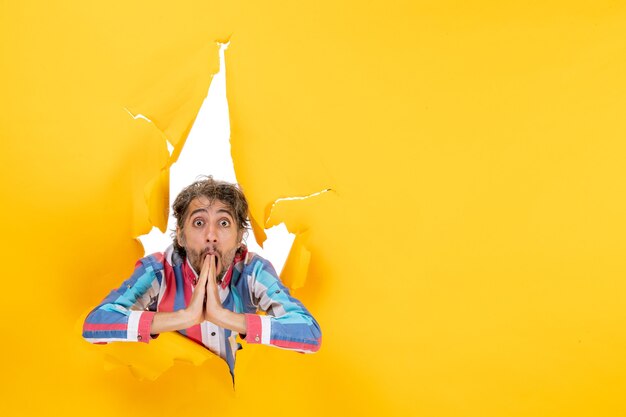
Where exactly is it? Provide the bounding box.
[194,219,204,227]
[220,219,230,227]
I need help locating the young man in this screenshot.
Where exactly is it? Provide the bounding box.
[83,177,321,376]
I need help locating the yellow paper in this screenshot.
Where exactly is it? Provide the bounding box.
[2,1,626,416]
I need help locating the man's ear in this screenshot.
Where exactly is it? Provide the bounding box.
[176,227,184,247]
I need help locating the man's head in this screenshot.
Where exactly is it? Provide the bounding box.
[172,176,250,279]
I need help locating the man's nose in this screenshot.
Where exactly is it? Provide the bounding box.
[206,223,218,243]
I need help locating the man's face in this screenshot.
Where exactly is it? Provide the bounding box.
[177,197,243,279]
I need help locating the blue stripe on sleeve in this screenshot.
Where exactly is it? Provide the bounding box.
[83,330,128,339]
[269,321,322,344]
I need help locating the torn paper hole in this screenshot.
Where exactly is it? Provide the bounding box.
[103,41,295,381]
[110,41,321,382]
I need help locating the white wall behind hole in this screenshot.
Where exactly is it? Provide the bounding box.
[138,43,295,275]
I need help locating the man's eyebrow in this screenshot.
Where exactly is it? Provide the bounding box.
[216,208,234,218]
[189,208,208,217]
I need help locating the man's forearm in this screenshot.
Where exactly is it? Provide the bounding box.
[150,309,247,336]
[211,309,247,335]
[150,310,197,335]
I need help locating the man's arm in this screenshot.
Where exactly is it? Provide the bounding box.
[240,256,322,352]
[82,254,207,343]
[82,255,162,343]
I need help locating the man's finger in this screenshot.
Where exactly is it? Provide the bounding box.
[208,254,216,282]
[197,254,211,287]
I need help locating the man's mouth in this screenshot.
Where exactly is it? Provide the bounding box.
[203,249,221,268]
[204,247,218,256]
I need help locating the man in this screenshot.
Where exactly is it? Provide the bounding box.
[83,177,322,376]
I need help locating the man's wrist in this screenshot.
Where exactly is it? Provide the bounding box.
[179,308,197,328]
[212,308,247,334]
[208,306,228,327]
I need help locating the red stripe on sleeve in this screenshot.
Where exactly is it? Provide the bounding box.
[244,314,262,344]
[138,311,156,343]
[272,338,321,352]
[83,323,127,331]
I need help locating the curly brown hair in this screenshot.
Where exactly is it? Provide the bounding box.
[171,176,250,255]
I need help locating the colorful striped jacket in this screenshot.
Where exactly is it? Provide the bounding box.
[83,245,322,375]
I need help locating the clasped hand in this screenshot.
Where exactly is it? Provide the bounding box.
[186,254,224,326]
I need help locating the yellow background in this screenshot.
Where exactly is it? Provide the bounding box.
[2,1,626,415]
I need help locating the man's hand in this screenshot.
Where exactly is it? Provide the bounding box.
[149,253,246,336]
[184,254,210,326]
[202,254,248,335]
[148,255,209,334]
[204,254,225,322]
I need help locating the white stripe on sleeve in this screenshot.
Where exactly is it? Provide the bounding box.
[127,311,142,341]
[260,315,272,345]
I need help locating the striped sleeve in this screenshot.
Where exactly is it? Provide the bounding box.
[244,257,322,353]
[82,255,163,344]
